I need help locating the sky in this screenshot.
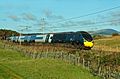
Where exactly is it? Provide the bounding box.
[0,0,120,33]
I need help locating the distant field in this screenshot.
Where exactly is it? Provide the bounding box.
[0,44,100,79]
[93,36,120,52]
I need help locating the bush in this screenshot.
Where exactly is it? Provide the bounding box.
[112,33,119,36]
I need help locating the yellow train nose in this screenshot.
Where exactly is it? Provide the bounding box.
[84,41,93,47]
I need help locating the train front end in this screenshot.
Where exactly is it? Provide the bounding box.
[80,31,94,49]
[83,40,94,49]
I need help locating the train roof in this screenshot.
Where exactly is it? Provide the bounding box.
[17,31,89,36]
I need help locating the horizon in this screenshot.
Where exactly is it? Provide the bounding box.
[0,0,120,33]
[1,28,120,34]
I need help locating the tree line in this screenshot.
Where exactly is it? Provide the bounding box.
[0,29,19,40]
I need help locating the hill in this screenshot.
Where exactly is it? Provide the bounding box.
[90,29,119,35]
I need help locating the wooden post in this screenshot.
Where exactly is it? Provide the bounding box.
[83,58,85,68]
[38,52,41,58]
[77,57,80,66]
[61,52,63,60]
[45,52,48,58]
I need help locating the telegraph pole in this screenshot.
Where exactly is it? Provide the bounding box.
[40,18,46,34]
[20,32,22,45]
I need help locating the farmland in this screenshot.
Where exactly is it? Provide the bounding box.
[93,36,120,52]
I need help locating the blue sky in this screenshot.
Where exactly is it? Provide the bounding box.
[0,0,120,33]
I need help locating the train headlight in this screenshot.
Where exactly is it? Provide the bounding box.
[84,41,93,47]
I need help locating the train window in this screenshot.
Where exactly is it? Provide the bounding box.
[21,38,25,39]
[31,35,36,40]
[36,37,43,39]
[80,31,93,41]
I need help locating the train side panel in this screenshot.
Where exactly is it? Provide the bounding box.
[18,36,25,42]
[35,34,47,42]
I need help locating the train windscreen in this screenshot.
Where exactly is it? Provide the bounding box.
[79,31,93,42]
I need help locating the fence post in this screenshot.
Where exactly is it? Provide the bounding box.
[61,52,63,60]
[82,58,85,68]
[33,53,36,59]
[45,52,48,58]
[77,57,80,66]
[54,53,56,59]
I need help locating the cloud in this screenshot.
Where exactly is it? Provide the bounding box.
[0,19,7,21]
[8,15,20,21]
[43,9,64,20]
[56,20,95,29]
[111,11,120,17]
[108,11,120,26]
[43,9,52,18]
[22,13,37,21]
[18,25,32,32]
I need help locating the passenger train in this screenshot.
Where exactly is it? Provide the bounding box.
[7,31,94,49]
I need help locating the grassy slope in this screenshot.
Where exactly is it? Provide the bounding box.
[3,59,100,79]
[0,45,100,79]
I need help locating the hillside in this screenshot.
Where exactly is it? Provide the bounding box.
[90,29,119,35]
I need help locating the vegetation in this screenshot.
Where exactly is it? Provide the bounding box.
[94,36,120,52]
[0,29,19,40]
[93,35,104,39]
[112,33,119,36]
[0,41,100,79]
[2,59,100,79]
[1,29,120,79]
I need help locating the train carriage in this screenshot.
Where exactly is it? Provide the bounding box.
[7,31,94,49]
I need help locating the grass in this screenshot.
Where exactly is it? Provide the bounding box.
[2,59,100,79]
[0,42,100,79]
[0,47,29,62]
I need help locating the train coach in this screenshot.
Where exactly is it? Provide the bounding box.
[7,31,94,49]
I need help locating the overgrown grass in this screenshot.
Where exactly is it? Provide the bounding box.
[0,48,30,62]
[0,41,100,79]
[93,36,120,52]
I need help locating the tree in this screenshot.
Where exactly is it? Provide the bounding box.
[0,29,19,40]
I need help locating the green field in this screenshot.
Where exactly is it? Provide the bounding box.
[0,45,100,79]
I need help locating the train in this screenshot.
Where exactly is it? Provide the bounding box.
[7,31,94,49]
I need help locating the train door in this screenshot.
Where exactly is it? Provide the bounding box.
[48,34,53,43]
